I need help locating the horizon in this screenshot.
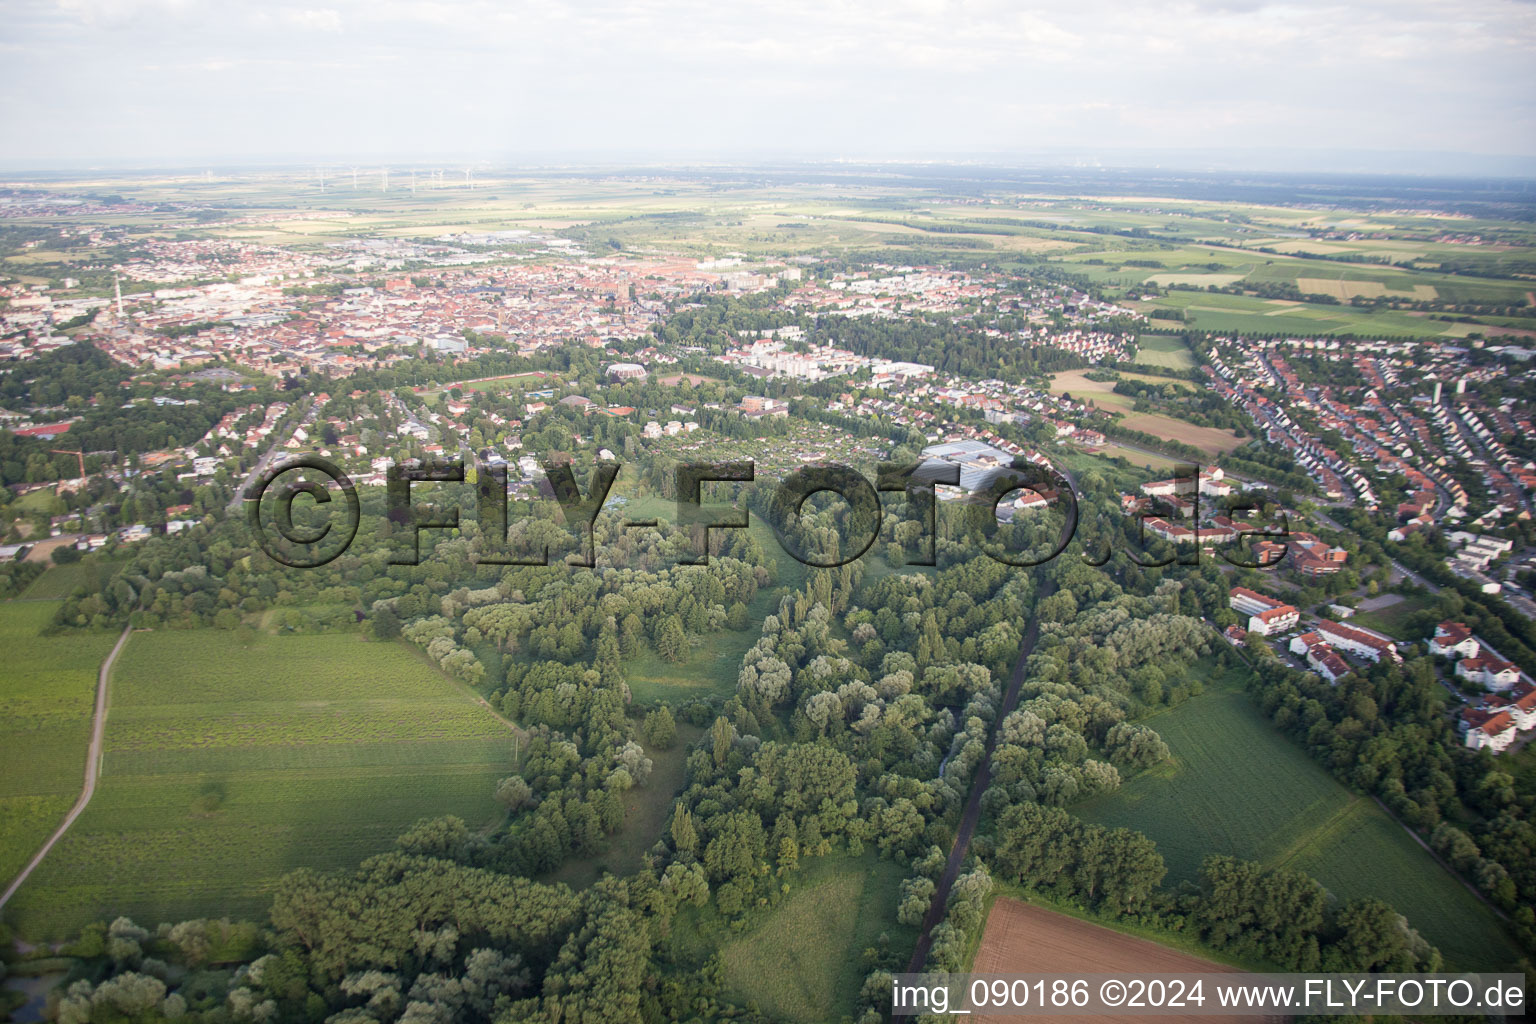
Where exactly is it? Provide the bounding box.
[4,152,1536,183]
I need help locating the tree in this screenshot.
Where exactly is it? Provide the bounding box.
[642,706,676,750]
[711,715,734,768]
[671,806,698,857]
[495,776,532,811]
[373,604,402,640]
[657,616,687,662]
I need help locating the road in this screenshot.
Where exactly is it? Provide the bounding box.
[904,582,1053,974]
[0,623,133,913]
[226,397,316,515]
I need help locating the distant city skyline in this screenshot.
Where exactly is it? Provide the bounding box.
[2,0,1534,173]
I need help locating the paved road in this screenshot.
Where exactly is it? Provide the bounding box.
[0,623,133,913]
[904,582,1054,973]
[227,397,315,515]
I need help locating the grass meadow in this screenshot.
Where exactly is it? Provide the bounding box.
[1344,594,1436,640]
[669,854,913,1023]
[614,494,810,704]
[0,602,120,890]
[1133,335,1197,370]
[547,722,704,888]
[1075,662,1517,970]
[5,630,518,938]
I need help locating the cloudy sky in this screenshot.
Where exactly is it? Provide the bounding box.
[2,0,1534,171]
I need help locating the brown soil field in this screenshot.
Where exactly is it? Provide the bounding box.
[1049,372,1243,457]
[970,898,1280,1024]
[21,534,79,563]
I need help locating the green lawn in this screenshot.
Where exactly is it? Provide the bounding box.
[11,489,60,516]
[1075,662,1518,970]
[5,631,519,938]
[669,854,913,1023]
[1345,595,1436,641]
[1134,335,1197,370]
[457,372,550,393]
[0,602,120,892]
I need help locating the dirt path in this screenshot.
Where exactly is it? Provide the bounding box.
[0,623,133,913]
[904,581,1054,973]
[1371,795,1509,923]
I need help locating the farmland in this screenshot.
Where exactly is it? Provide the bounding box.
[4,630,518,937]
[1075,663,1518,969]
[1048,370,1245,457]
[1133,335,1197,370]
[670,854,912,1023]
[971,899,1245,1024]
[19,558,124,602]
[0,602,120,889]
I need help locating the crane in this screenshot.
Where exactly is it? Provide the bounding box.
[50,449,86,482]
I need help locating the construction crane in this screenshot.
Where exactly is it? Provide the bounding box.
[50,449,86,482]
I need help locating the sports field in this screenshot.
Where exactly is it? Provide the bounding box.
[972,899,1244,1024]
[1075,663,1517,969]
[0,603,119,890]
[4,630,519,937]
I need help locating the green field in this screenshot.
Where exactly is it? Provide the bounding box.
[1133,335,1197,370]
[455,372,551,393]
[5,630,519,937]
[669,854,913,1023]
[548,722,705,888]
[0,603,119,890]
[1076,662,1517,970]
[19,558,125,601]
[614,496,810,704]
[1344,595,1436,640]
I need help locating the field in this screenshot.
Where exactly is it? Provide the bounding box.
[4,630,519,937]
[1128,289,1468,339]
[670,854,912,1023]
[0,603,120,891]
[1048,371,1244,458]
[1343,594,1436,639]
[971,899,1244,1024]
[1133,335,1198,370]
[613,494,810,703]
[1075,662,1517,970]
[548,722,703,887]
[452,372,551,393]
[1295,277,1438,302]
[19,558,124,601]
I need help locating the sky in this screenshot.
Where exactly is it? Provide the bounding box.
[2,0,1535,172]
